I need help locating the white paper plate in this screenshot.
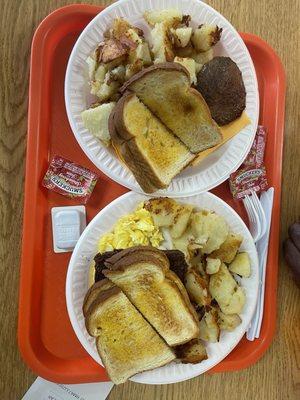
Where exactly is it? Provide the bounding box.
[65,0,259,197]
[66,191,259,384]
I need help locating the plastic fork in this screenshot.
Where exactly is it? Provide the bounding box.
[243,195,261,242]
[249,191,267,239]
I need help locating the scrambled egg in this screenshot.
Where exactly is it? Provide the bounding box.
[98,205,163,253]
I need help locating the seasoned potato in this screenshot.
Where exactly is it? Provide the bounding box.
[209,263,236,308]
[229,252,251,278]
[174,57,197,84]
[151,22,174,63]
[174,43,194,58]
[111,18,132,40]
[97,39,129,64]
[199,308,220,342]
[134,42,152,66]
[206,257,221,274]
[171,27,193,47]
[209,233,243,263]
[125,59,143,80]
[190,48,214,65]
[221,286,245,315]
[144,9,182,27]
[94,64,107,82]
[176,338,208,363]
[144,198,193,238]
[144,198,179,227]
[217,310,242,331]
[185,268,211,307]
[191,210,229,254]
[170,205,193,239]
[109,65,126,83]
[172,228,194,255]
[94,71,120,102]
[192,24,222,52]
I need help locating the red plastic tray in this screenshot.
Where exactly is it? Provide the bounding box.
[18,4,285,383]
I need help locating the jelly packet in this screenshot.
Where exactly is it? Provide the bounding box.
[229,126,269,199]
[42,156,98,203]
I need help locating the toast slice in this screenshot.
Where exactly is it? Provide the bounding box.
[121,63,222,153]
[103,246,200,346]
[85,286,175,384]
[110,93,195,193]
[83,279,115,317]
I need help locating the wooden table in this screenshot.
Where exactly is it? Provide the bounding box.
[1,0,299,399]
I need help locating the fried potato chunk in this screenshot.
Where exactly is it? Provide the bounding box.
[209,233,243,263]
[229,252,251,277]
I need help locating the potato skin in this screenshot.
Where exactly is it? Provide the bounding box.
[284,238,300,287]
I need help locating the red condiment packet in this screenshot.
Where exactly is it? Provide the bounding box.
[242,125,267,168]
[229,165,269,199]
[229,126,269,199]
[42,156,98,203]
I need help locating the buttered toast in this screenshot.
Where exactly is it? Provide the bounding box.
[103,246,200,346]
[122,63,222,153]
[111,93,195,193]
[85,285,175,384]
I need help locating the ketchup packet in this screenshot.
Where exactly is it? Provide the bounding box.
[229,165,269,199]
[42,156,98,203]
[229,126,269,199]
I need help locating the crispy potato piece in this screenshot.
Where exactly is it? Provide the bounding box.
[206,257,221,274]
[171,27,193,47]
[144,198,179,227]
[209,263,245,315]
[151,22,174,63]
[209,263,236,307]
[95,71,120,102]
[176,338,208,363]
[185,268,211,307]
[221,286,245,315]
[170,204,193,239]
[109,65,126,84]
[130,42,152,66]
[199,308,220,342]
[174,57,197,85]
[97,39,129,64]
[144,198,193,238]
[111,18,143,44]
[217,310,242,331]
[229,252,251,278]
[144,9,183,27]
[209,233,243,263]
[192,24,222,52]
[125,59,144,80]
[191,210,229,254]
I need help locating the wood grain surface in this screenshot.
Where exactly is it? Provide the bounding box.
[0,0,299,399]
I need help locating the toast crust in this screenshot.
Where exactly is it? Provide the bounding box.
[121,62,191,93]
[83,279,115,317]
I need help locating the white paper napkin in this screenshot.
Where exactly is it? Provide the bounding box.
[22,377,114,400]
